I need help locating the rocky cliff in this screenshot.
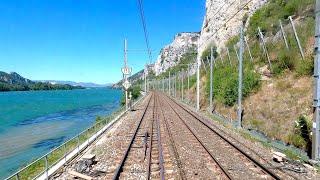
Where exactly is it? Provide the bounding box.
[114,0,268,85]
[198,0,267,54]
[153,32,199,75]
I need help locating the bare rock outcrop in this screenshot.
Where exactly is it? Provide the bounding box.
[199,0,268,55]
[154,32,199,75]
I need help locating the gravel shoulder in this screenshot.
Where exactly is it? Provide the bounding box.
[51,95,151,180]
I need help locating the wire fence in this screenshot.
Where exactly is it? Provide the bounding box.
[154,2,314,157]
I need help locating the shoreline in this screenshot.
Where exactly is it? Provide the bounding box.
[0,88,121,179]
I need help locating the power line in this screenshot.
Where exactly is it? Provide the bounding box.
[210,0,238,22]
[137,0,153,64]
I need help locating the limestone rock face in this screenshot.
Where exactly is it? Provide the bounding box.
[154,32,199,75]
[199,0,267,55]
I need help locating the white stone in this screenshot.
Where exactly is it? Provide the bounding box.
[198,0,268,56]
[153,32,200,75]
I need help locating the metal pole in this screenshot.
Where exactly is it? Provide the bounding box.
[197,40,201,111]
[169,77,170,94]
[64,143,67,161]
[125,90,128,110]
[77,136,80,154]
[234,45,240,62]
[244,37,254,62]
[188,64,190,100]
[124,39,128,110]
[181,70,184,101]
[175,75,177,97]
[162,78,164,92]
[144,71,147,93]
[258,27,272,70]
[279,19,289,50]
[169,71,171,96]
[210,46,213,108]
[238,24,244,128]
[312,0,320,160]
[289,16,305,60]
[45,155,48,180]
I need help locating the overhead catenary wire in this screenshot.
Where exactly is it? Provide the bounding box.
[209,0,238,23]
[137,0,153,64]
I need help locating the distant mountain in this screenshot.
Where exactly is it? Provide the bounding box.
[0,71,83,92]
[0,71,33,85]
[37,80,111,88]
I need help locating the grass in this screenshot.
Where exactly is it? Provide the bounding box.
[156,49,197,80]
[120,85,142,106]
[203,0,315,154]
[247,0,314,38]
[130,0,315,159]
[206,113,309,162]
[283,149,301,160]
[287,116,312,154]
[205,60,261,107]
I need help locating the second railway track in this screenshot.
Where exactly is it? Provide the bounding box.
[159,92,282,180]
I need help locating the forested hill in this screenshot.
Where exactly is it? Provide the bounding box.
[0,71,84,92]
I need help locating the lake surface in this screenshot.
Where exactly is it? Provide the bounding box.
[0,88,122,179]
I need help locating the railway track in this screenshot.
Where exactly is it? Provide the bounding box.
[166,93,299,180]
[107,91,295,179]
[159,92,282,179]
[158,93,232,179]
[111,92,173,180]
[111,93,154,179]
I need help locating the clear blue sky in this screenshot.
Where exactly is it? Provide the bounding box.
[0,0,205,84]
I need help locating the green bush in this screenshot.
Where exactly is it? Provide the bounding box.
[272,49,296,75]
[156,48,197,80]
[206,62,260,107]
[201,46,218,60]
[296,58,314,76]
[288,115,312,153]
[95,116,103,122]
[120,85,141,106]
[247,0,314,37]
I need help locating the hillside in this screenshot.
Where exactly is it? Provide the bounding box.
[0,71,83,92]
[0,71,33,84]
[197,0,315,155]
[154,32,199,75]
[125,0,317,156]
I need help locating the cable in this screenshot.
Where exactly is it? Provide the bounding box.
[137,0,153,64]
[210,0,238,23]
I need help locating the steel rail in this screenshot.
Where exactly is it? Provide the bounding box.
[157,93,187,180]
[209,114,298,179]
[160,94,233,180]
[154,94,165,180]
[146,93,156,180]
[163,92,281,180]
[112,93,154,180]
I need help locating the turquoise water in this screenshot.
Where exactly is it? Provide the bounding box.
[0,88,122,179]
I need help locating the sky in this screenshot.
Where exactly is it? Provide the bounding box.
[0,0,205,84]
